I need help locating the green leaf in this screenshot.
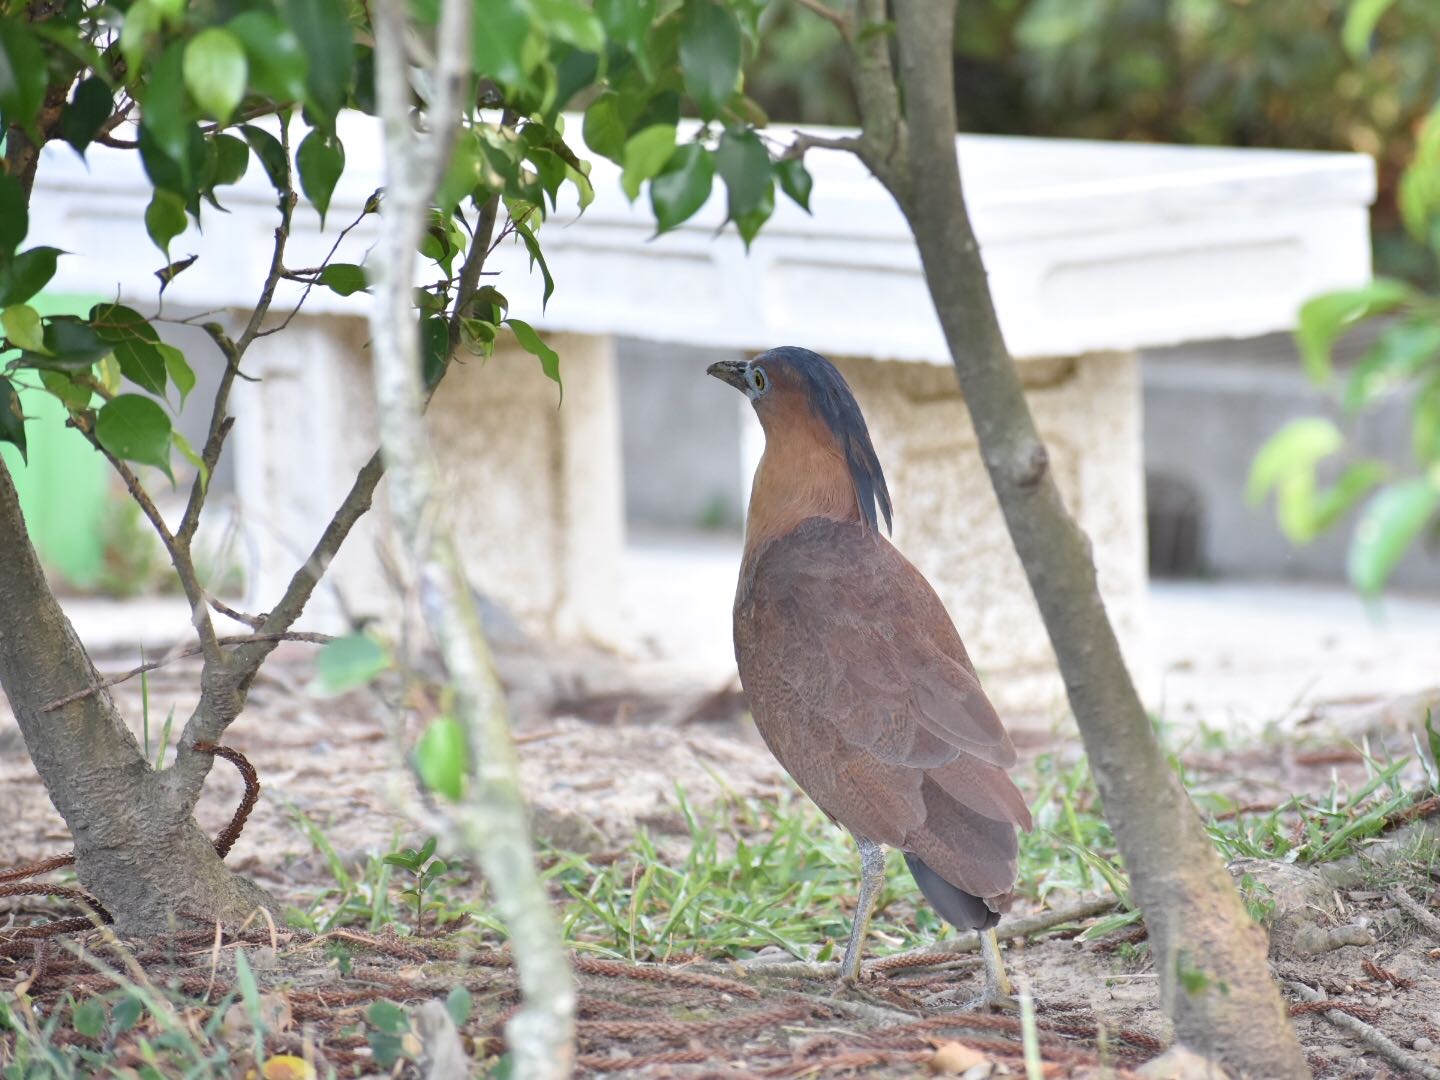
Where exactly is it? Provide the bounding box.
[319,263,367,296]
[172,429,207,490]
[313,633,391,696]
[1247,417,1344,543]
[650,143,714,233]
[0,174,27,251]
[472,0,534,88]
[597,0,656,58]
[421,315,449,389]
[114,339,168,396]
[119,0,164,75]
[211,132,251,189]
[184,29,248,124]
[2,304,45,353]
[241,124,291,191]
[715,128,773,247]
[0,20,47,135]
[415,716,467,801]
[0,247,60,307]
[1343,319,1440,412]
[621,125,677,202]
[90,303,160,344]
[445,986,473,1027]
[505,317,562,400]
[158,343,195,407]
[776,157,813,212]
[1414,375,1440,464]
[366,999,409,1036]
[1310,461,1386,535]
[40,317,110,367]
[531,0,605,53]
[60,77,115,155]
[678,0,741,122]
[70,999,105,1040]
[582,92,627,164]
[279,0,355,127]
[1341,0,1398,60]
[513,219,553,310]
[297,129,345,226]
[1296,279,1415,384]
[1347,479,1440,594]
[227,12,309,103]
[96,395,174,479]
[145,190,189,255]
[40,371,93,411]
[141,44,189,170]
[0,377,26,463]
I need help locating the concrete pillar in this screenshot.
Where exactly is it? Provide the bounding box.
[235,320,624,643]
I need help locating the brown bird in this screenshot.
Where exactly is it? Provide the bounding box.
[709,347,1032,1003]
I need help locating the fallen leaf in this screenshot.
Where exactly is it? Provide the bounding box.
[928,1040,990,1075]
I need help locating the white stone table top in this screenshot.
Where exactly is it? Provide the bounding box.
[31,114,1375,362]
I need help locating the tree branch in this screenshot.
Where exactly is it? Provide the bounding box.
[79,430,223,667]
[40,633,333,712]
[369,0,576,1074]
[791,0,850,42]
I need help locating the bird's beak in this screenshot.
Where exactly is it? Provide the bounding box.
[707,360,749,391]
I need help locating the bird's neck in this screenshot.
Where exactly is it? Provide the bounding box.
[744,423,860,555]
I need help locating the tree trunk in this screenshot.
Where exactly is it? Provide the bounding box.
[0,458,270,932]
[854,3,1310,1075]
[367,2,576,1075]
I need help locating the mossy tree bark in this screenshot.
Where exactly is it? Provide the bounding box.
[804,1,1311,1074]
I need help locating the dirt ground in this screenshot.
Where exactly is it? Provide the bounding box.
[3,632,1440,1078]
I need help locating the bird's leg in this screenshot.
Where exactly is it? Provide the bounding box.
[969,926,1019,1011]
[839,835,887,985]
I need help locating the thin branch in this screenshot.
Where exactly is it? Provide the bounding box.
[207,595,266,630]
[791,0,851,41]
[783,130,864,161]
[79,429,223,667]
[177,121,296,550]
[1286,980,1440,1080]
[39,632,333,712]
[1390,885,1440,940]
[851,0,905,185]
[256,196,377,340]
[450,192,501,346]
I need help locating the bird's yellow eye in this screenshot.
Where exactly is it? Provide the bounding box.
[752,368,767,392]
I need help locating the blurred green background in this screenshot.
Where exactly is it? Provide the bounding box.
[748,0,1440,282]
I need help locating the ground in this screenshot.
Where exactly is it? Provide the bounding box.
[3,581,1440,1078]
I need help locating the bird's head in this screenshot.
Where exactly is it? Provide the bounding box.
[708,346,892,533]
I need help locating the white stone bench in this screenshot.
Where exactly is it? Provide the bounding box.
[31,117,1375,717]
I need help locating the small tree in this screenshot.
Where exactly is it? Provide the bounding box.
[0,0,809,1070]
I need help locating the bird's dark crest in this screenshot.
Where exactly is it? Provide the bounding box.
[756,346,893,533]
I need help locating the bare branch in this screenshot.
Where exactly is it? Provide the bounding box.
[257,196,377,340]
[782,130,864,161]
[177,121,297,550]
[1287,980,1440,1080]
[79,429,223,667]
[40,632,334,712]
[450,192,501,346]
[369,0,576,1073]
[207,595,265,630]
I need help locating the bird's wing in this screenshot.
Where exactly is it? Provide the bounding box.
[735,518,1031,863]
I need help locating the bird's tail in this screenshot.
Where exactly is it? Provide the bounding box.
[903,852,1000,931]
